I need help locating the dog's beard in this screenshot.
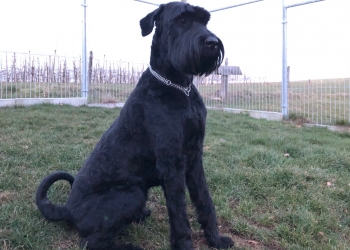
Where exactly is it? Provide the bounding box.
[198,38,224,76]
[170,34,224,76]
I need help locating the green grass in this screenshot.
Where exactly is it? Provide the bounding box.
[1,104,350,249]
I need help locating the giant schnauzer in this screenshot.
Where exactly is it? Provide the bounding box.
[36,2,233,250]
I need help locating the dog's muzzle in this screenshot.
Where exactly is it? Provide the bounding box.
[205,37,219,50]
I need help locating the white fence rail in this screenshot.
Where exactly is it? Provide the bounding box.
[196,76,281,113]
[1,51,349,126]
[289,78,350,125]
[0,51,81,99]
[0,51,148,102]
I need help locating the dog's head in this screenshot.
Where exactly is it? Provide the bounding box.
[140,2,224,76]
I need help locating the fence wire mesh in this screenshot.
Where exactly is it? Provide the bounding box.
[196,75,281,113]
[87,60,148,104]
[1,51,350,126]
[289,78,350,125]
[0,51,148,103]
[0,51,81,99]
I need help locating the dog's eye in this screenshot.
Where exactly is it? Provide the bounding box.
[179,18,186,24]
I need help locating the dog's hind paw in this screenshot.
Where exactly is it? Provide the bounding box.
[208,236,234,249]
[134,208,151,223]
[117,243,144,250]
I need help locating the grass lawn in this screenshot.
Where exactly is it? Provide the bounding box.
[1,104,350,250]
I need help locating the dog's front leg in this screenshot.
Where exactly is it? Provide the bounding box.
[186,151,234,249]
[158,159,194,250]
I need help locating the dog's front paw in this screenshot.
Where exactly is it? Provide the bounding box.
[171,236,194,250]
[208,235,234,249]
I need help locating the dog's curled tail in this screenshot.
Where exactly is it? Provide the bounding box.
[36,171,74,222]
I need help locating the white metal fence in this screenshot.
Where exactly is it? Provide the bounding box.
[288,78,350,125]
[1,51,349,126]
[0,51,147,103]
[198,76,350,125]
[87,60,148,104]
[0,51,81,99]
[196,75,281,113]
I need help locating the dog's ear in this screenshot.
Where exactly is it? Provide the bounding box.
[140,5,164,37]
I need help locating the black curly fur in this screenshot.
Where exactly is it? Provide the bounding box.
[36,2,233,250]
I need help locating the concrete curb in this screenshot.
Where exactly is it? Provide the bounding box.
[88,103,125,109]
[304,123,350,133]
[0,98,87,107]
[207,107,283,121]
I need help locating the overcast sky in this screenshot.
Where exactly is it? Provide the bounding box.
[1,0,349,81]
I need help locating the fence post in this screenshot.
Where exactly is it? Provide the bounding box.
[12,53,17,83]
[81,0,88,98]
[220,58,229,100]
[52,50,56,83]
[5,52,9,83]
[193,76,199,89]
[88,51,93,85]
[282,0,289,119]
[282,0,325,120]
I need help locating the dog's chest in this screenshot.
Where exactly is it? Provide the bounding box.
[182,104,206,151]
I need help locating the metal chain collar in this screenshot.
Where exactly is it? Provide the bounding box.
[149,66,191,96]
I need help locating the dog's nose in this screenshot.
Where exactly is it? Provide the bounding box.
[205,37,219,49]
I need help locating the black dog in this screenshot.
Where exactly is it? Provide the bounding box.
[36,2,233,250]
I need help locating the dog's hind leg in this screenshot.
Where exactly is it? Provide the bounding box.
[186,152,234,249]
[74,185,147,250]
